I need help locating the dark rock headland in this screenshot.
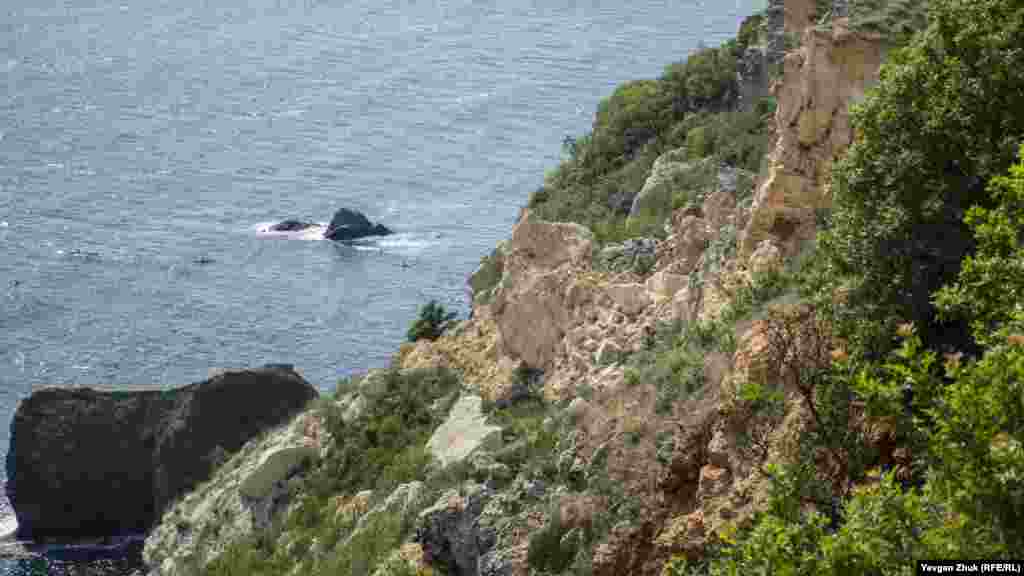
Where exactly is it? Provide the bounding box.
[5,366,318,541]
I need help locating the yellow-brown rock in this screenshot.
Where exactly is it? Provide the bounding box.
[490,214,593,371]
[740,18,885,261]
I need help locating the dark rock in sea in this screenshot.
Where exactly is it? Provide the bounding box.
[323,208,392,241]
[268,219,316,232]
[5,366,318,542]
[192,256,215,265]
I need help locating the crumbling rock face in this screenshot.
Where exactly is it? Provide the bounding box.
[741,17,885,260]
[490,213,594,371]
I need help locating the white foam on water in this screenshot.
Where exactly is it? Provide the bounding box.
[0,513,18,541]
[373,233,433,250]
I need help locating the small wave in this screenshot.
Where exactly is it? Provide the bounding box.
[372,233,435,252]
[253,222,328,241]
[0,514,18,542]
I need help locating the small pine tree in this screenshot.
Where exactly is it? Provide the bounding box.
[406,300,457,343]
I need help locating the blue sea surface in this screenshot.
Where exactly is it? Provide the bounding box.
[0,0,764,572]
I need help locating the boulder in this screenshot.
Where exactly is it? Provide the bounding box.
[490,217,591,369]
[239,444,317,500]
[606,283,651,316]
[645,270,688,302]
[598,238,657,274]
[323,208,392,241]
[415,483,495,576]
[494,272,570,370]
[628,148,693,224]
[268,220,316,232]
[505,215,593,272]
[5,366,317,540]
[427,395,503,469]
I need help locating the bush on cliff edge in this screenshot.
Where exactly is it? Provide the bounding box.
[406,300,458,343]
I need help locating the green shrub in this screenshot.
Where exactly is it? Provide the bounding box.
[593,79,668,162]
[406,300,457,342]
[527,504,576,574]
[934,144,1024,347]
[686,125,714,160]
[528,22,756,235]
[319,508,408,576]
[709,321,1024,573]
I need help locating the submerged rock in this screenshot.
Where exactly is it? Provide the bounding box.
[323,208,392,241]
[268,219,317,232]
[5,366,318,541]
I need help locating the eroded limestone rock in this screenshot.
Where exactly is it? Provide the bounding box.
[427,395,503,469]
[741,18,885,260]
[629,148,696,223]
[239,444,317,500]
[606,283,651,316]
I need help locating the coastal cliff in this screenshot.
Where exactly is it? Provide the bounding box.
[142,0,1024,573]
[6,366,317,540]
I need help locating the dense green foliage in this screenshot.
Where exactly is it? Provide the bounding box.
[807,0,1024,361]
[696,132,1024,576]
[527,12,773,243]
[703,320,1024,574]
[406,300,458,343]
[933,145,1024,347]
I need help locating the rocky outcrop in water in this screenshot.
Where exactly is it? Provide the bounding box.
[323,208,392,241]
[5,366,318,541]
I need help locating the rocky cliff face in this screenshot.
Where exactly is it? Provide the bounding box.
[398,3,892,572]
[5,366,317,541]
[143,408,327,575]
[740,15,886,260]
[135,2,899,574]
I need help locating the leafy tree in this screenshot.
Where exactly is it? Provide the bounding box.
[406,300,457,342]
[809,0,1024,361]
[934,144,1024,347]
